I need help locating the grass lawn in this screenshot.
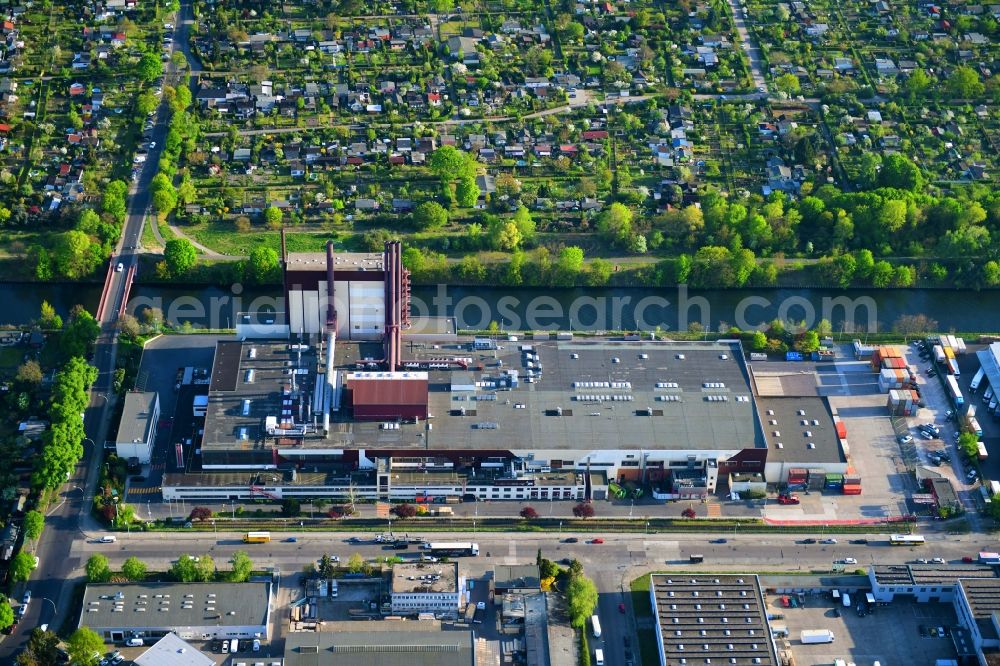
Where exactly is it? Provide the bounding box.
[0,346,23,371]
[630,573,659,666]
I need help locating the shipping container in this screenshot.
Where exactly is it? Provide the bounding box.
[956,338,967,354]
[944,346,956,360]
[978,442,988,461]
[853,340,875,359]
[969,418,983,437]
[948,358,961,376]
[934,345,947,363]
[947,335,959,352]
[842,486,862,495]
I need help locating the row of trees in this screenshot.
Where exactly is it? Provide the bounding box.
[86,551,254,584]
[15,626,104,666]
[33,357,98,490]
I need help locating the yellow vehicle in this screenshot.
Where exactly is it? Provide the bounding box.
[243,531,271,544]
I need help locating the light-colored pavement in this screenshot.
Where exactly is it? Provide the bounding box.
[725,0,768,91]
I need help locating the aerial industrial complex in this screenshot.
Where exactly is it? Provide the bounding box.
[156,240,850,502]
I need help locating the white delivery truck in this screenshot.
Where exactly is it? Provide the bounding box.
[594,648,605,666]
[800,629,835,644]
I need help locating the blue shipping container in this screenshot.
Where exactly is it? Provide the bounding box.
[786,352,804,361]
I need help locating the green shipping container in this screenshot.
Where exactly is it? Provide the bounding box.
[824,473,844,483]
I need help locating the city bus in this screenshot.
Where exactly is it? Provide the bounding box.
[889,534,925,546]
[422,542,479,557]
[243,531,271,544]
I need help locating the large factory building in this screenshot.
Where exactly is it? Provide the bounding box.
[161,238,848,502]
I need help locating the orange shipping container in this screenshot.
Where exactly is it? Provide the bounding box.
[835,421,848,439]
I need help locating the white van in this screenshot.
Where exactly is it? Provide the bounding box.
[230,638,239,654]
[125,638,143,647]
[842,593,851,608]
[99,535,117,543]
[595,648,605,666]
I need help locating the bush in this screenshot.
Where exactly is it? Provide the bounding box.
[391,503,417,519]
[520,506,539,520]
[572,503,595,519]
[579,630,591,666]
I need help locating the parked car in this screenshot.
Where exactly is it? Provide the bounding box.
[898,435,913,444]
[821,538,838,544]
[589,538,604,544]
[563,537,579,543]
[850,539,868,545]
[840,558,858,565]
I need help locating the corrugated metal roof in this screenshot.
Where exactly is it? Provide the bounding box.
[351,376,429,407]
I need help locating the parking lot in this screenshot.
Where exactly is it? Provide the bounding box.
[772,591,960,666]
[124,334,223,500]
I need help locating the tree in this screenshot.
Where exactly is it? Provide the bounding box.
[317,554,337,579]
[16,360,43,385]
[565,574,599,628]
[264,206,283,229]
[18,628,61,666]
[9,551,34,582]
[137,53,163,82]
[188,506,213,522]
[871,260,894,288]
[86,553,111,582]
[67,627,104,666]
[0,600,12,632]
[751,331,768,351]
[136,91,158,116]
[597,203,633,246]
[347,553,365,574]
[391,503,417,518]
[245,246,280,284]
[519,506,539,520]
[52,230,99,279]
[429,145,476,181]
[413,201,448,230]
[62,307,100,358]
[455,177,480,208]
[150,173,178,214]
[572,503,595,519]
[163,239,197,276]
[229,551,253,582]
[195,555,215,582]
[854,249,875,281]
[170,554,200,582]
[774,73,800,95]
[23,511,44,541]
[555,246,585,286]
[878,154,923,191]
[122,556,147,581]
[281,498,301,517]
[796,330,821,353]
[681,506,697,519]
[39,301,63,330]
[948,65,985,99]
[588,258,613,286]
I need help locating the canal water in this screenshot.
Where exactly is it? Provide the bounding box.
[1,282,996,334]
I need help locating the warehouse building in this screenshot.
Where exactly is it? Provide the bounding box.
[390,562,464,616]
[116,392,160,464]
[869,563,998,603]
[648,573,779,666]
[163,336,850,500]
[953,578,1000,656]
[79,582,272,643]
[283,621,495,666]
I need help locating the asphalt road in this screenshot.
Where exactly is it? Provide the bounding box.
[80,529,991,666]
